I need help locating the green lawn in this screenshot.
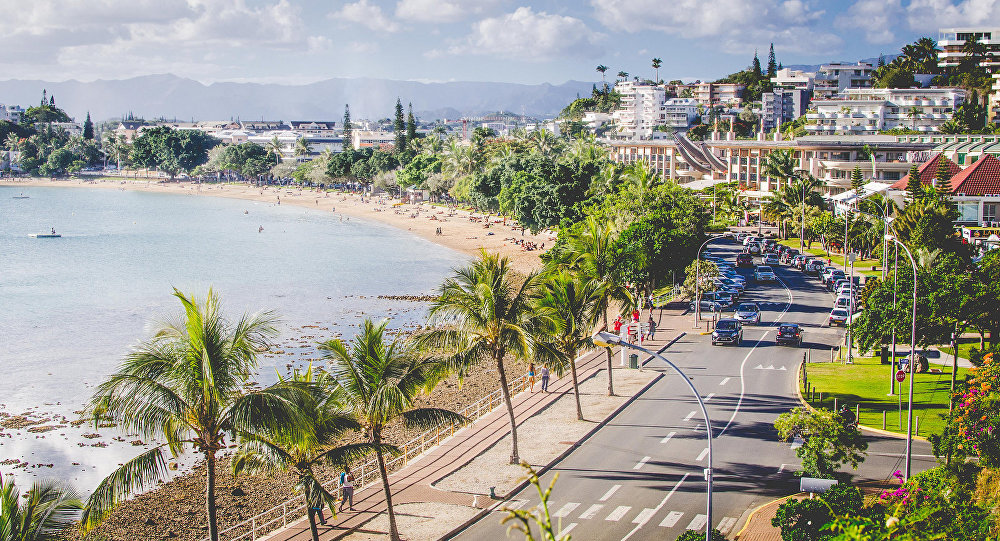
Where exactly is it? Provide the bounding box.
[939,338,981,362]
[802,356,971,437]
[777,239,881,276]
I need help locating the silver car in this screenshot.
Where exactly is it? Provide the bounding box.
[734,302,761,325]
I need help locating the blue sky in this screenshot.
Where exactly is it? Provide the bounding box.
[0,0,996,85]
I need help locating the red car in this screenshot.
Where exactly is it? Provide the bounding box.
[736,253,754,268]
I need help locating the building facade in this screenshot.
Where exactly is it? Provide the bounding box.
[761,88,809,131]
[693,83,745,106]
[806,88,965,134]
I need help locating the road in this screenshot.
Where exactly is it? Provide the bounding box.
[453,239,934,540]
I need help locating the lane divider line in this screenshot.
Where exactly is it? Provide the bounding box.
[660,431,676,444]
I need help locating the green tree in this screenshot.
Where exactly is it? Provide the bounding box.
[651,58,662,83]
[905,164,922,203]
[426,251,544,464]
[850,166,864,193]
[82,112,94,140]
[40,148,74,176]
[219,142,274,179]
[342,104,353,151]
[320,319,462,541]
[935,155,953,194]
[0,476,83,541]
[875,66,916,89]
[906,106,924,129]
[596,64,608,86]
[294,137,310,159]
[774,407,868,478]
[130,126,217,179]
[82,289,299,541]
[500,464,573,541]
[393,98,406,154]
[752,51,763,78]
[406,103,417,149]
[677,529,727,541]
[767,43,778,77]
[763,148,797,189]
[771,484,866,541]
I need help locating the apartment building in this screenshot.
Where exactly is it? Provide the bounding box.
[806,88,965,134]
[813,62,875,99]
[612,81,698,138]
[888,152,1000,230]
[761,88,810,131]
[937,28,1000,72]
[771,68,814,91]
[0,104,24,123]
[993,74,1000,122]
[352,130,395,150]
[693,83,745,106]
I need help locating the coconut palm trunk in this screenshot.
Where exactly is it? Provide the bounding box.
[374,431,401,540]
[602,310,615,396]
[570,348,583,420]
[205,451,218,541]
[496,350,520,464]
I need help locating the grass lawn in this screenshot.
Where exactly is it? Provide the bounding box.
[802,356,972,438]
[939,337,982,362]
[777,239,881,276]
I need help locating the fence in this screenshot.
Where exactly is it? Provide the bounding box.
[206,371,532,541]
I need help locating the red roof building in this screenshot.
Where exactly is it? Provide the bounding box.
[950,154,1000,197]
[889,153,962,191]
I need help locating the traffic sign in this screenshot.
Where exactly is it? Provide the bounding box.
[895,369,906,383]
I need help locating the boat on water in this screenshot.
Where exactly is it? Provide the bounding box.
[30,234,61,238]
[12,193,29,199]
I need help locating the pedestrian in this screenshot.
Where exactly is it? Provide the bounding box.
[311,495,327,524]
[339,467,355,511]
[528,363,536,391]
[613,316,623,335]
[648,292,655,310]
[631,308,640,322]
[646,315,656,340]
[540,365,550,392]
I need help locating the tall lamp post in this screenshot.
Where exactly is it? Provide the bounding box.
[592,331,713,541]
[885,233,919,480]
[694,235,724,327]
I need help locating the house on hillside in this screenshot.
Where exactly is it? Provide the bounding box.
[888,153,1000,230]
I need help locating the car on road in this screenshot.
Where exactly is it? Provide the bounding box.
[825,270,846,289]
[746,242,762,255]
[755,265,777,282]
[829,308,850,326]
[712,318,743,346]
[717,277,745,294]
[734,302,761,325]
[805,260,826,275]
[791,255,807,269]
[834,295,856,311]
[691,297,724,312]
[762,254,780,266]
[775,323,803,346]
[783,248,800,263]
[736,253,754,268]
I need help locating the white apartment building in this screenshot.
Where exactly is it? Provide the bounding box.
[693,83,745,106]
[612,81,701,138]
[937,28,1000,72]
[993,74,1000,122]
[352,130,395,150]
[0,104,24,123]
[771,68,815,91]
[813,62,874,99]
[806,88,965,134]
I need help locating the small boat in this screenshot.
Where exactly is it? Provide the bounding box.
[30,233,61,238]
[12,196,29,199]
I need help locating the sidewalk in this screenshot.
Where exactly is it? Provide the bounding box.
[262,307,687,541]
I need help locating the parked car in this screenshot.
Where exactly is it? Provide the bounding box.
[736,253,754,268]
[718,277,745,294]
[834,296,855,311]
[712,318,744,346]
[825,270,846,289]
[734,302,761,325]
[775,323,803,346]
[712,290,736,308]
[691,297,724,312]
[820,266,839,282]
[755,265,777,282]
[829,308,850,326]
[736,233,749,243]
[762,254,780,266]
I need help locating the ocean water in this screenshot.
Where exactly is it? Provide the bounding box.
[0,184,465,490]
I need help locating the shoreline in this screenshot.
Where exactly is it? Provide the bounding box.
[1,177,552,274]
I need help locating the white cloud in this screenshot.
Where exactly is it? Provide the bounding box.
[332,0,400,32]
[590,0,840,55]
[835,0,902,45]
[396,0,466,22]
[905,0,1000,30]
[448,7,604,61]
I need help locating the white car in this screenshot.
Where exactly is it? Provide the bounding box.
[762,254,780,265]
[734,302,761,325]
[755,265,777,282]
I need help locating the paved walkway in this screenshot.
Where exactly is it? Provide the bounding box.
[263,307,687,540]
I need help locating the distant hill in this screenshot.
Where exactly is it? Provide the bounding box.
[0,75,596,122]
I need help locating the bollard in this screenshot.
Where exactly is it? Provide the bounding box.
[819,392,823,402]
[916,417,920,436]
[883,410,886,430]
[490,486,497,499]
[856,405,860,423]
[834,398,838,412]
[830,348,835,363]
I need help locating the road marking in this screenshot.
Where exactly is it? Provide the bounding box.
[554,502,580,518]
[696,447,709,461]
[599,484,621,501]
[561,523,577,536]
[683,410,696,421]
[754,364,765,369]
[505,499,528,510]
[718,517,738,534]
[659,511,684,528]
[621,473,690,540]
[778,463,797,473]
[632,508,657,524]
[686,514,708,531]
[778,366,787,370]
[606,506,631,521]
[705,392,716,402]
[633,456,652,470]
[719,377,731,385]
[660,431,676,444]
[579,504,603,519]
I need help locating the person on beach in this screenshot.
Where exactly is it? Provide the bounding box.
[340,467,355,511]
[528,363,536,391]
[540,365,550,392]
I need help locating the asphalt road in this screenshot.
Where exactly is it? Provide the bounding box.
[453,239,935,541]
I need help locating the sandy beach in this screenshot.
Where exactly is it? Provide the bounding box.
[1,177,553,274]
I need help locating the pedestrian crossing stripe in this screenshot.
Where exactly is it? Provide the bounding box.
[659,511,684,527]
[718,517,738,534]
[632,508,657,524]
[579,504,603,519]
[553,502,580,518]
[687,514,708,531]
[505,499,528,510]
[605,505,631,521]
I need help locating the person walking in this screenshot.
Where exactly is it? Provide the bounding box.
[339,467,355,512]
[646,314,656,340]
[312,496,327,525]
[540,365,550,392]
[528,363,536,391]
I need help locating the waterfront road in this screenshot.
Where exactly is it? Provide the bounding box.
[453,239,934,540]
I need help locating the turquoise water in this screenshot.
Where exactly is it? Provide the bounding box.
[0,184,464,489]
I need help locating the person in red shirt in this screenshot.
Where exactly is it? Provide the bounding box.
[631,308,640,322]
[613,316,623,334]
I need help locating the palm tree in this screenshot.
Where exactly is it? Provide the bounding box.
[233,366,386,541]
[0,476,82,541]
[596,65,608,86]
[82,289,300,541]
[528,129,562,157]
[533,272,601,420]
[762,148,797,190]
[267,136,284,163]
[426,250,544,464]
[651,58,662,83]
[294,137,310,159]
[617,71,628,82]
[320,319,462,541]
[907,106,924,129]
[4,133,19,152]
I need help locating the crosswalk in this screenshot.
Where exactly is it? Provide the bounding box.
[499,499,740,535]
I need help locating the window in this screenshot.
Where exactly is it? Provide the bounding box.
[958,153,967,165]
[958,202,980,223]
[985,203,998,223]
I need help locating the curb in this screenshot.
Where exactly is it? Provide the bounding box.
[795,363,928,442]
[732,494,798,540]
[440,333,680,540]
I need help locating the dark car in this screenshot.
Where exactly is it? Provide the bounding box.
[736,253,754,268]
[825,271,846,289]
[776,323,803,346]
[712,318,743,346]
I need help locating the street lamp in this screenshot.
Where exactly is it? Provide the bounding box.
[884,233,919,480]
[592,331,714,541]
[694,235,724,327]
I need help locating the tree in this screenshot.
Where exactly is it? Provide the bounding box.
[342,104,353,151]
[617,71,628,81]
[533,271,601,420]
[907,106,924,129]
[935,154,953,194]
[267,136,283,163]
[752,51,763,78]
[82,112,94,140]
[596,65,608,86]
[763,148,797,189]
[771,484,866,541]
[218,142,274,179]
[129,126,217,179]
[406,103,417,149]
[82,289,299,541]
[0,476,82,541]
[294,137,310,159]
[393,98,406,154]
[321,319,462,541]
[677,530,727,541]
[874,66,916,89]
[774,407,868,478]
[851,165,865,193]
[651,58,662,83]
[767,43,778,77]
[426,251,545,464]
[905,164,922,203]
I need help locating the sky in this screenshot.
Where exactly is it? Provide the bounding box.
[0,0,997,86]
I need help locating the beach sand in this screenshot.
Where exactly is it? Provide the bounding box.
[1,177,553,273]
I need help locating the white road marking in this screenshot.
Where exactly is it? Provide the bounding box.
[633,456,652,470]
[632,508,657,524]
[778,366,787,370]
[718,517,738,534]
[659,511,684,528]
[660,431,676,444]
[683,410,696,421]
[554,502,580,518]
[599,484,621,501]
[606,506,631,521]
[705,392,716,402]
[719,377,731,386]
[505,499,528,510]
[561,523,578,536]
[686,514,708,531]
[696,447,709,461]
[620,473,690,540]
[579,504,603,519]
[778,463,798,473]
[754,364,765,370]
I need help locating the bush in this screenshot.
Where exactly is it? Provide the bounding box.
[675,528,726,541]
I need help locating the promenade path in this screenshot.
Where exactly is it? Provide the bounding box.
[263,307,687,540]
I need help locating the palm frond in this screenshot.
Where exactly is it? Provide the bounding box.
[314,442,401,467]
[401,407,469,430]
[81,445,174,531]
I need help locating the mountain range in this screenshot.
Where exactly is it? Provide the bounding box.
[0,75,597,123]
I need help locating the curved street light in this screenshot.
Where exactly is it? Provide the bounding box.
[592,331,714,541]
[884,233,919,480]
[694,235,725,327]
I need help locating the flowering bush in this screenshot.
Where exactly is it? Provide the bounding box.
[951,355,1000,466]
